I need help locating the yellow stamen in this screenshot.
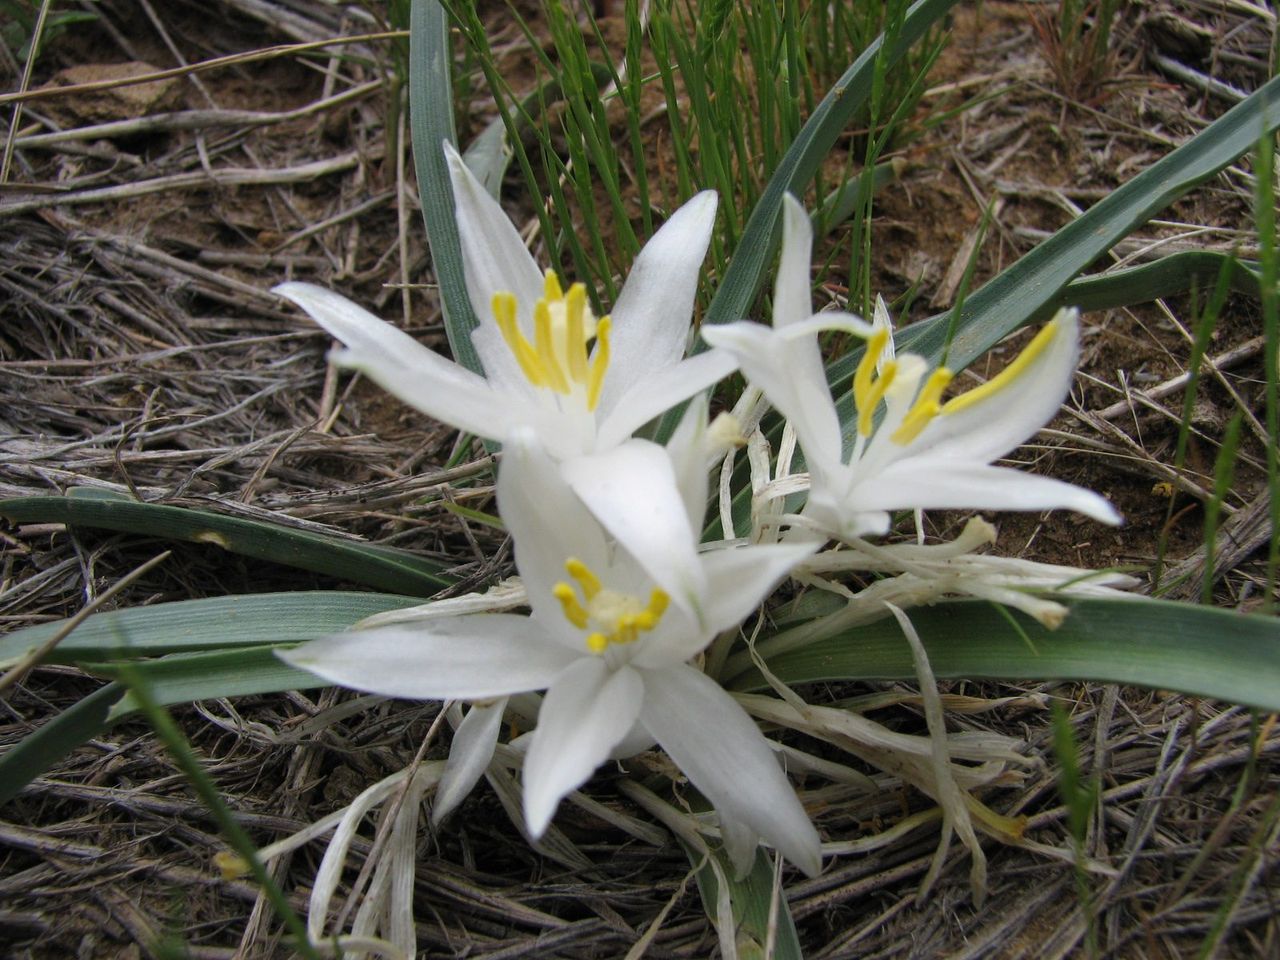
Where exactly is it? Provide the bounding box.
[630,589,669,631]
[942,316,1062,415]
[492,292,546,386]
[552,582,588,629]
[565,557,602,600]
[857,360,898,437]
[533,300,570,393]
[553,558,671,654]
[587,316,611,411]
[544,269,564,302]
[853,328,888,406]
[565,283,589,383]
[853,328,896,437]
[891,367,953,445]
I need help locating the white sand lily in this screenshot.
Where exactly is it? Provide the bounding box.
[702,194,1121,541]
[278,421,822,877]
[274,141,734,461]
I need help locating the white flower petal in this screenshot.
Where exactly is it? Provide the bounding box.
[773,195,814,328]
[640,665,821,877]
[561,439,708,617]
[662,393,712,533]
[522,659,645,836]
[497,430,611,627]
[700,321,843,476]
[597,349,737,449]
[434,698,507,824]
[274,282,515,439]
[912,309,1080,465]
[444,140,543,312]
[277,615,575,700]
[719,812,761,881]
[444,140,544,391]
[853,460,1122,525]
[634,540,814,668]
[597,191,718,412]
[700,542,817,634]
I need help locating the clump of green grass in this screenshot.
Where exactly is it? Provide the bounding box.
[444,0,942,318]
[1034,0,1124,103]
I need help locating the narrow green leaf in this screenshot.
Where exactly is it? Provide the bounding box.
[0,681,123,806]
[0,591,423,664]
[726,597,1280,712]
[688,846,804,960]
[97,646,324,717]
[0,496,453,596]
[409,0,483,375]
[1047,252,1266,317]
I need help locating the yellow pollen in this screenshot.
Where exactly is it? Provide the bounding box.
[490,270,609,407]
[853,328,895,437]
[891,367,954,445]
[942,316,1061,416]
[551,558,670,654]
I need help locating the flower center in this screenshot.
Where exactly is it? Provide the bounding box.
[491,270,611,410]
[551,557,670,655]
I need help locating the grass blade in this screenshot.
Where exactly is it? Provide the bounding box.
[0,495,453,596]
[409,0,482,374]
[702,0,961,329]
[99,646,326,716]
[0,681,124,806]
[725,597,1280,712]
[690,847,804,960]
[0,591,423,664]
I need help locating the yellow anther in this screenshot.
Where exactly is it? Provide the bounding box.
[565,283,589,383]
[564,557,602,600]
[853,328,895,437]
[587,316,611,411]
[553,560,671,655]
[857,360,898,437]
[493,292,546,386]
[890,367,954,445]
[854,328,889,404]
[533,300,570,393]
[494,269,610,405]
[544,269,564,302]
[942,316,1062,415]
[552,582,588,629]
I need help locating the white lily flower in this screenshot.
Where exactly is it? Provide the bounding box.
[702,194,1121,541]
[279,419,822,877]
[274,141,734,461]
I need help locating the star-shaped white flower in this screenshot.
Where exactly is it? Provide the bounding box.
[702,194,1121,540]
[274,142,734,462]
[279,410,821,877]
